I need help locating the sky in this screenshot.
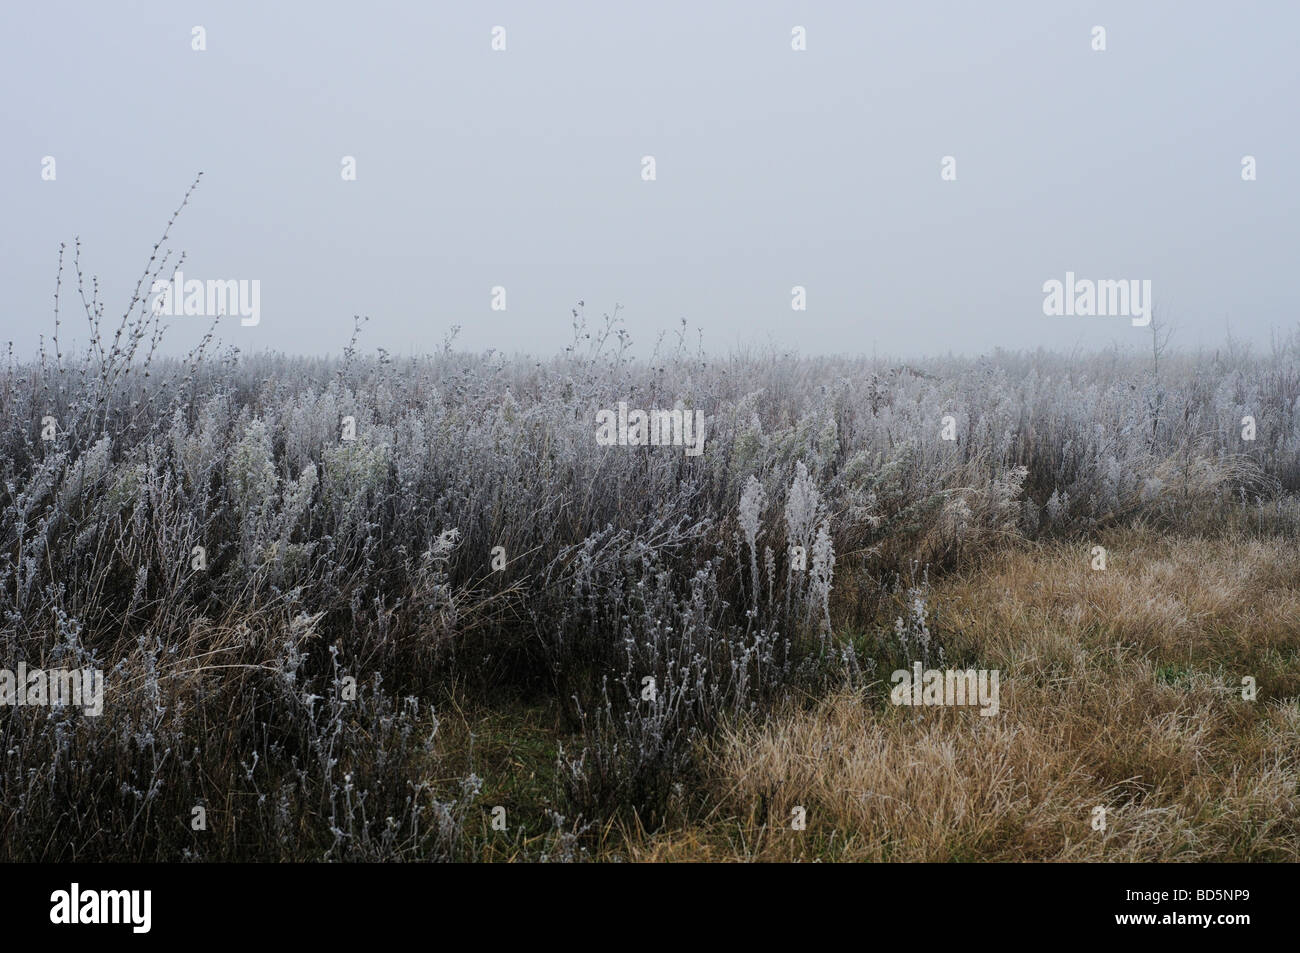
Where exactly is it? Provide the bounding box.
[1,1,1297,360]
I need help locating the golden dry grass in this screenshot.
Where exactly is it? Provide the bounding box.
[626,527,1300,861]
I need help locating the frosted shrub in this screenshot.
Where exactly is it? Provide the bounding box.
[169,396,230,494]
[1044,488,1069,525]
[784,460,823,549]
[809,519,835,636]
[228,419,280,562]
[282,389,342,473]
[892,569,945,670]
[783,460,825,615]
[738,474,766,613]
[321,428,390,538]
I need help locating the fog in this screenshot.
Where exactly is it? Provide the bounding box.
[2,0,1295,358]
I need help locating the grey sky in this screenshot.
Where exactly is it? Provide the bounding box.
[2,1,1296,359]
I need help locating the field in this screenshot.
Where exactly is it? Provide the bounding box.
[2,278,1299,861]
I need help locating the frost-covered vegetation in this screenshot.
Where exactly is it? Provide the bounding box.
[3,224,1299,859]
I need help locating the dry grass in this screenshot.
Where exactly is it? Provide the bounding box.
[627,527,1300,861]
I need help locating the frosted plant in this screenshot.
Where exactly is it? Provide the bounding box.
[894,571,943,668]
[763,545,776,615]
[228,418,280,563]
[321,426,391,530]
[941,494,973,543]
[267,463,317,577]
[809,518,835,635]
[782,460,824,615]
[415,528,462,628]
[432,527,460,556]
[784,460,822,548]
[1045,488,1069,525]
[738,474,765,613]
[57,435,111,512]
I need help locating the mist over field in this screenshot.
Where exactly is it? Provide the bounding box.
[1,2,1298,875]
[3,1,1299,358]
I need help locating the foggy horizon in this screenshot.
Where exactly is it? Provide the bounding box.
[3,1,1296,361]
